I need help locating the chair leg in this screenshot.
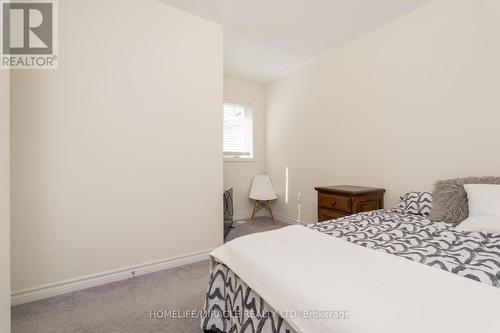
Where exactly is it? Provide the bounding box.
[251,200,257,224]
[268,201,276,224]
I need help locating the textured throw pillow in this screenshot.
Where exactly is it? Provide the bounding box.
[396,192,433,216]
[430,177,500,224]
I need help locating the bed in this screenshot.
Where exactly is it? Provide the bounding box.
[201,207,500,333]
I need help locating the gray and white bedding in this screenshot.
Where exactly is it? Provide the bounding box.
[202,208,500,333]
[311,208,500,286]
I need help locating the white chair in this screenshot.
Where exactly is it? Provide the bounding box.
[249,175,278,224]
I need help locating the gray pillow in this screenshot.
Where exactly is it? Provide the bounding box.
[430,176,500,224]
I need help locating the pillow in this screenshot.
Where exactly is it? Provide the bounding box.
[430,176,500,224]
[464,184,500,217]
[396,192,432,216]
[456,216,500,234]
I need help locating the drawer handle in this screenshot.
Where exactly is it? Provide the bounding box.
[330,200,336,206]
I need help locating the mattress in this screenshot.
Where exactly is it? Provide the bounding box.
[202,209,500,333]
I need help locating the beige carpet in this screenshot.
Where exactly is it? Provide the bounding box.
[12,217,289,333]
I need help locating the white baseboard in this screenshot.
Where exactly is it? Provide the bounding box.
[12,214,308,306]
[11,248,214,306]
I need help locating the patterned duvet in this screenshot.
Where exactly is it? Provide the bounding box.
[202,209,500,333]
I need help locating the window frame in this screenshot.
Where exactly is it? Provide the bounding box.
[223,99,255,162]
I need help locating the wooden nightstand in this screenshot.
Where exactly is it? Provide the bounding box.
[314,185,385,222]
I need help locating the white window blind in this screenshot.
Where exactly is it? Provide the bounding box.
[223,101,253,158]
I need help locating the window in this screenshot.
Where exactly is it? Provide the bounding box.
[223,101,253,159]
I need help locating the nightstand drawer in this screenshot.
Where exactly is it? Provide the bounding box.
[315,185,385,223]
[359,200,380,212]
[318,193,352,213]
[318,209,346,222]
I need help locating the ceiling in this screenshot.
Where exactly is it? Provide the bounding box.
[161,0,430,84]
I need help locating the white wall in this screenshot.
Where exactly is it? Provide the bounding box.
[1,70,10,333]
[224,77,265,218]
[265,0,500,223]
[10,0,223,292]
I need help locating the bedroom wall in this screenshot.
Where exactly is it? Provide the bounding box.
[10,0,223,292]
[223,77,265,218]
[265,0,500,223]
[0,70,10,333]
